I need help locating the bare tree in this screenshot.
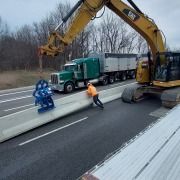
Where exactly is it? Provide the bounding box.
[92,12,136,53]
[0,16,11,71]
[33,2,75,70]
[132,33,148,53]
[69,22,94,59]
[0,1,156,72]
[14,25,38,70]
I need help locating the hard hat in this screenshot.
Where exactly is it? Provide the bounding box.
[87,82,90,87]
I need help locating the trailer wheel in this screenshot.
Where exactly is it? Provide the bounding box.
[102,76,108,85]
[64,82,74,93]
[130,71,136,79]
[114,73,119,81]
[121,72,126,81]
[109,75,114,84]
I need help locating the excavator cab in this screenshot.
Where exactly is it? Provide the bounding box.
[154,52,180,84]
[122,51,180,107]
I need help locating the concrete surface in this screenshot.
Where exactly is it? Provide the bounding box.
[0,84,129,143]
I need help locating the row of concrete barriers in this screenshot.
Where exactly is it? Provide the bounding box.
[0,83,134,143]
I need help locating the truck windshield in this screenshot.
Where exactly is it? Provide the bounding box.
[63,65,75,71]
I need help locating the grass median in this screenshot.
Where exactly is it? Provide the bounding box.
[0,70,55,90]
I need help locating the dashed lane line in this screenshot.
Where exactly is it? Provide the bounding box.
[19,117,88,146]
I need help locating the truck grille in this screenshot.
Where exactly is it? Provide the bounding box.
[51,74,59,84]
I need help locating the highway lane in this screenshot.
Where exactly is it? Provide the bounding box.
[0,79,135,117]
[0,94,162,180]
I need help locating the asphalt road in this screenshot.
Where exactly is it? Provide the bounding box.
[0,93,162,180]
[0,79,134,117]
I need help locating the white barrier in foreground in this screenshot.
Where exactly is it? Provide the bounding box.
[81,105,180,180]
[0,84,129,143]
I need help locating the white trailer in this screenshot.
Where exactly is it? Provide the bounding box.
[89,52,138,81]
[80,105,180,180]
[50,52,138,93]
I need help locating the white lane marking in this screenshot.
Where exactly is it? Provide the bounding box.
[0,95,32,104]
[19,117,88,146]
[4,104,34,111]
[0,89,33,97]
[110,82,124,86]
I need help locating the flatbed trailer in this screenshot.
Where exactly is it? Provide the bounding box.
[80,105,180,180]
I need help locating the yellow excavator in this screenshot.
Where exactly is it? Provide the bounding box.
[39,0,180,108]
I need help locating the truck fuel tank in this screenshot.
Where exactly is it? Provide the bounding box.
[89,78,99,84]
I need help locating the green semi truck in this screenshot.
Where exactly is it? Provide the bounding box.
[50,52,138,93]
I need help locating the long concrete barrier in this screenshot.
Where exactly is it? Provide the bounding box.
[0,83,134,143]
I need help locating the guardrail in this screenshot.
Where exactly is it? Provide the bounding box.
[0,83,132,143]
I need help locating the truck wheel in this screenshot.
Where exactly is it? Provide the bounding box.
[64,82,74,93]
[121,72,126,81]
[109,75,114,84]
[102,76,108,85]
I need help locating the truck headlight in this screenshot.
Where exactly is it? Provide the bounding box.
[59,80,64,84]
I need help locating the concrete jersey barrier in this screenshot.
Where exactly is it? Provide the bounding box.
[0,83,132,143]
[80,105,180,179]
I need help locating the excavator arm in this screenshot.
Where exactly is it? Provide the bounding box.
[39,0,105,57]
[39,0,165,60]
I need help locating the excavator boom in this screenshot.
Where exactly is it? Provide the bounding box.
[39,0,165,60]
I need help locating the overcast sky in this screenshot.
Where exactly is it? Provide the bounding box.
[0,0,180,49]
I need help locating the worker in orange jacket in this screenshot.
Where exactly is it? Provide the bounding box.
[87,82,104,109]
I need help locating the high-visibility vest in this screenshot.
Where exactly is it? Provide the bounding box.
[88,84,98,97]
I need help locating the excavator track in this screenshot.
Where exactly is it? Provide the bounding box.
[122,84,180,108]
[161,87,180,108]
[121,84,148,103]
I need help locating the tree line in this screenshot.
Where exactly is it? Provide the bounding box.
[0,2,169,72]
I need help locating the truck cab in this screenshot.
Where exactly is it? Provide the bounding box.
[50,57,100,93]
